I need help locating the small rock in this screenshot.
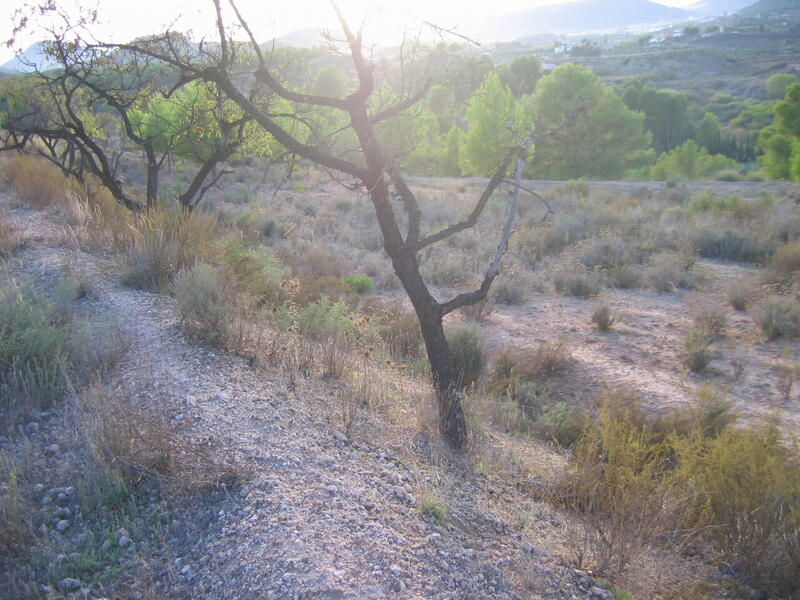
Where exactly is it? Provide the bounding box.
[180,565,191,575]
[45,444,60,456]
[101,539,112,552]
[25,422,39,436]
[118,535,132,548]
[55,519,70,532]
[174,413,184,421]
[522,541,536,555]
[54,507,71,519]
[389,564,403,577]
[59,578,81,592]
[32,483,45,495]
[589,586,608,599]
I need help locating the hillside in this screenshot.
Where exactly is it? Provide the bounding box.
[472,0,690,41]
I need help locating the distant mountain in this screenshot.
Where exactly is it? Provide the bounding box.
[736,0,800,17]
[1,42,60,73]
[271,28,328,48]
[688,0,756,17]
[470,0,691,41]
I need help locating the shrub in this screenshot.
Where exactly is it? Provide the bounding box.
[342,274,373,294]
[643,253,694,292]
[376,307,422,361]
[726,282,754,311]
[553,270,602,298]
[492,277,526,305]
[560,391,800,592]
[80,381,241,493]
[4,155,73,207]
[579,236,633,270]
[172,263,232,344]
[535,402,585,448]
[686,190,741,215]
[420,496,448,525]
[446,322,485,390]
[770,241,800,281]
[288,244,344,278]
[605,266,641,289]
[688,227,775,263]
[121,209,217,292]
[692,304,727,339]
[217,235,285,306]
[682,330,712,373]
[592,304,616,331]
[754,296,800,340]
[0,280,78,410]
[297,297,356,341]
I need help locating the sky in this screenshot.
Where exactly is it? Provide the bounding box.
[1,0,701,64]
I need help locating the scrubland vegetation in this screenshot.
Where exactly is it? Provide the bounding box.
[1,2,800,598]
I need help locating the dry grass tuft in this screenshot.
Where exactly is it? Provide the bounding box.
[3,155,75,207]
[79,380,244,494]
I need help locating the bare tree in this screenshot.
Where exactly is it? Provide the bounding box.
[5,0,582,448]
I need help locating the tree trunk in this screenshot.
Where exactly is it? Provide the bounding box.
[390,250,467,449]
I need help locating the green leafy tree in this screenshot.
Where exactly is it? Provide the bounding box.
[527,64,650,179]
[621,82,692,152]
[767,73,798,100]
[459,73,524,176]
[498,55,542,97]
[647,140,737,180]
[759,82,800,181]
[695,112,722,154]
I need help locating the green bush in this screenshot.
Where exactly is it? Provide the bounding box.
[686,190,741,215]
[0,280,79,408]
[682,330,712,373]
[592,304,616,331]
[643,253,694,292]
[563,391,800,593]
[376,308,422,361]
[446,322,485,390]
[754,296,800,340]
[297,297,356,341]
[218,235,285,306]
[172,263,232,344]
[342,274,373,294]
[535,401,585,448]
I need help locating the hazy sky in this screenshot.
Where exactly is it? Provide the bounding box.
[2,0,700,64]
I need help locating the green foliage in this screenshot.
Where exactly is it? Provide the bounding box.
[498,54,542,97]
[0,279,80,408]
[342,275,373,294]
[767,73,799,100]
[759,83,800,181]
[644,140,737,181]
[217,235,285,307]
[686,190,741,214]
[553,270,602,297]
[296,298,356,341]
[459,73,523,176]
[682,330,712,373]
[621,82,692,152]
[535,401,585,448]
[446,322,485,390]
[564,391,800,592]
[528,64,650,179]
[420,496,448,525]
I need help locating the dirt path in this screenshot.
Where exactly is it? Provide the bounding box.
[2,198,613,599]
